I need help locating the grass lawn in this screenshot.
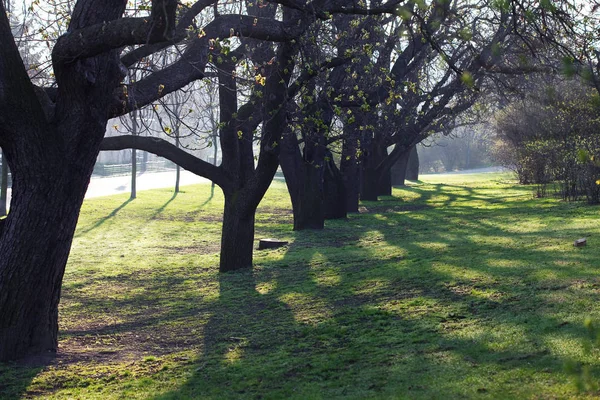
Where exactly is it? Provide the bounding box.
[2,172,600,399]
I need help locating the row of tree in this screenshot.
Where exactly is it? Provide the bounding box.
[0,0,596,361]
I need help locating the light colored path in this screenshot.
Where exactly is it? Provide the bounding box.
[84,170,209,199]
[2,165,506,213]
[422,166,507,176]
[4,170,210,210]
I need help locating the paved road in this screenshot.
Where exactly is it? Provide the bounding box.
[85,169,210,198]
[2,166,506,213]
[422,166,507,176]
[3,169,210,212]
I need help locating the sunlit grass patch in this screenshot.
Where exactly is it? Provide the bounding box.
[3,172,600,399]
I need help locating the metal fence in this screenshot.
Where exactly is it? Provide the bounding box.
[92,160,176,177]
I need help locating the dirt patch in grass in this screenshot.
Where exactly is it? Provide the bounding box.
[256,207,294,224]
[360,204,432,214]
[151,211,223,223]
[160,243,221,255]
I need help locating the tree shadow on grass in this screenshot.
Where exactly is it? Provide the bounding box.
[151,232,588,398]
[152,179,598,398]
[148,191,178,220]
[199,184,216,209]
[74,198,134,238]
[0,362,45,400]
[18,178,597,398]
[152,268,300,399]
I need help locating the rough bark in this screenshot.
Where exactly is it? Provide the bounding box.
[0,0,177,361]
[217,42,296,271]
[0,160,92,360]
[280,95,332,230]
[280,130,325,230]
[219,193,255,272]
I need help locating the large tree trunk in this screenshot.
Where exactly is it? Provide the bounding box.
[0,0,183,361]
[220,193,255,272]
[296,168,325,229]
[0,154,94,360]
[360,167,379,201]
[323,152,347,220]
[378,167,392,196]
[340,124,362,213]
[391,148,412,186]
[280,131,325,230]
[361,139,389,201]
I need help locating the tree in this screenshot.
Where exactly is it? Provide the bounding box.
[493,80,600,202]
[0,0,185,362]
[101,1,404,266]
[2,0,366,361]
[279,20,351,230]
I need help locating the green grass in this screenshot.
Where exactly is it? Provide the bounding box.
[2,172,600,399]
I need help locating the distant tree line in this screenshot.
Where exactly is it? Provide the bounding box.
[493,80,600,203]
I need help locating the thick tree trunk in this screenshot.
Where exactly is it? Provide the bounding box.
[361,167,379,201]
[295,167,325,229]
[0,0,179,361]
[391,148,412,186]
[220,193,255,272]
[280,131,325,230]
[323,153,346,220]
[375,140,392,196]
[378,168,392,196]
[0,161,92,360]
[0,149,7,217]
[406,146,419,181]
[340,129,361,213]
[361,139,389,201]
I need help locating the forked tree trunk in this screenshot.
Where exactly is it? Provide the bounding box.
[0,160,93,360]
[220,193,255,272]
[280,130,326,230]
[0,0,179,361]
